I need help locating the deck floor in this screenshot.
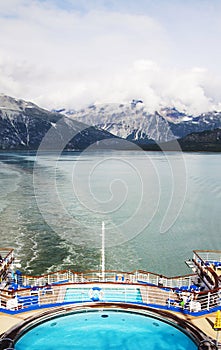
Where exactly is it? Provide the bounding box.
[0,306,219,343]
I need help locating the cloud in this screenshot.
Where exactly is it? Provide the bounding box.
[0,0,221,115]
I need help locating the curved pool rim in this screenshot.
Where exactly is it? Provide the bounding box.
[2,303,211,349]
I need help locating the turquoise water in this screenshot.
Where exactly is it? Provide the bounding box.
[64,286,142,303]
[0,151,221,276]
[15,310,197,350]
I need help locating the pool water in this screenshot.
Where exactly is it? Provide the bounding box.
[15,310,197,350]
[64,286,143,303]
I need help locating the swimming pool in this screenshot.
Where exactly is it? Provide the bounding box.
[64,286,142,303]
[15,309,198,350]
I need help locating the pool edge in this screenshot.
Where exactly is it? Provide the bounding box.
[1,302,215,348]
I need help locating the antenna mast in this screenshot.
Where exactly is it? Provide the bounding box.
[101,221,105,281]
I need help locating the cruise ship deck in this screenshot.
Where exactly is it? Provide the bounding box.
[0,248,221,349]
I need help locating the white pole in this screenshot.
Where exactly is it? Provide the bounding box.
[101,222,105,282]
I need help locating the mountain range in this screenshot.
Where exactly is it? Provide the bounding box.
[1,94,221,151]
[0,94,119,150]
[58,99,221,144]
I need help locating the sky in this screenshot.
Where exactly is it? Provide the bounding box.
[1,0,221,114]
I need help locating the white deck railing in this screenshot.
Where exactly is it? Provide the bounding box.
[18,269,195,290]
[0,277,220,315]
[193,250,221,264]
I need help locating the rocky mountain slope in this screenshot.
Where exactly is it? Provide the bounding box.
[60,100,221,144]
[0,95,119,150]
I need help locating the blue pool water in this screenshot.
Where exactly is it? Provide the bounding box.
[64,286,142,303]
[15,310,197,350]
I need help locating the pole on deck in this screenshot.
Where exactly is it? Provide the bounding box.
[101,222,105,282]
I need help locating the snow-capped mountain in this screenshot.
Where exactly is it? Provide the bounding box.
[0,94,119,150]
[58,100,221,144]
[1,94,221,151]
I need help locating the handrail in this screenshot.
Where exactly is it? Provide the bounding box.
[19,268,195,281]
[19,269,196,289]
[0,279,220,315]
[194,249,221,254]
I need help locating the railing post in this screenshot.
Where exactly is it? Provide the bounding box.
[207,291,211,311]
[71,271,74,283]
[188,276,191,289]
[101,221,105,282]
[38,291,41,307]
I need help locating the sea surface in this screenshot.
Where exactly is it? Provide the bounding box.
[0,150,220,277]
